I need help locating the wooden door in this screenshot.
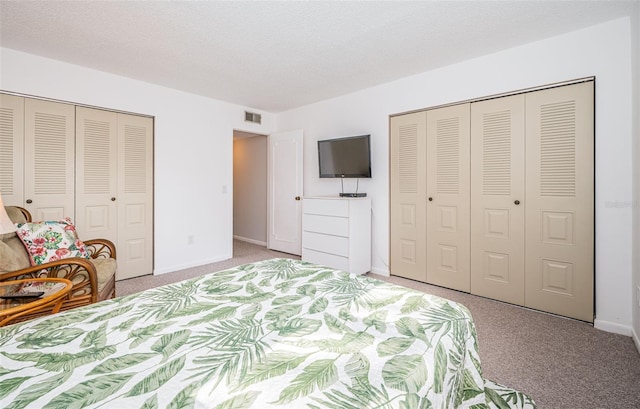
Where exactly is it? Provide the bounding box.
[75,107,118,244]
[426,104,470,292]
[524,81,594,322]
[389,112,427,281]
[0,94,24,206]
[117,113,154,280]
[470,94,526,304]
[24,98,75,221]
[267,129,304,255]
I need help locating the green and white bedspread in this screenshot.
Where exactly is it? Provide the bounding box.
[0,259,535,408]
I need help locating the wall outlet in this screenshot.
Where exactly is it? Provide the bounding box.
[188,235,195,245]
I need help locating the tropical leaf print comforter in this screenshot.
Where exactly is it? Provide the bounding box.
[0,259,535,408]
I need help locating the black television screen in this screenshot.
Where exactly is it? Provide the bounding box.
[318,135,371,178]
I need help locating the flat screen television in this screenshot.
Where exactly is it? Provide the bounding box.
[318,135,371,178]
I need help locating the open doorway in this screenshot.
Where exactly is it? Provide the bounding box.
[233,130,268,256]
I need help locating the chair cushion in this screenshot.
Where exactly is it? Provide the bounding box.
[90,258,117,292]
[0,236,32,272]
[16,219,90,265]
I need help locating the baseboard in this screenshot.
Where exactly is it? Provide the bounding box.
[233,235,267,246]
[594,318,633,336]
[153,254,231,275]
[633,327,640,355]
[370,266,390,277]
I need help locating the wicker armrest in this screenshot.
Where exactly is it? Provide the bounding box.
[84,238,117,260]
[0,257,99,307]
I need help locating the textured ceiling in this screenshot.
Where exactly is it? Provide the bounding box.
[0,1,636,112]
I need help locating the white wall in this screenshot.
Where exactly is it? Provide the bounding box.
[277,18,634,334]
[233,135,268,245]
[632,2,640,351]
[0,47,276,275]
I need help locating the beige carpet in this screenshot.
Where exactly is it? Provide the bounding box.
[117,240,640,409]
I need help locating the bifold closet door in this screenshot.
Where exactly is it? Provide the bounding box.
[77,107,154,280]
[24,98,75,221]
[0,94,24,206]
[525,82,594,322]
[75,107,118,244]
[117,113,154,280]
[470,94,526,305]
[426,104,470,292]
[390,112,427,281]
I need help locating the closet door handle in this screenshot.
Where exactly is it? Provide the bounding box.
[428,197,433,202]
[295,196,301,201]
[111,197,116,201]
[26,199,33,204]
[514,200,520,205]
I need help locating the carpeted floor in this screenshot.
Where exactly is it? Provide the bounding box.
[117,240,640,409]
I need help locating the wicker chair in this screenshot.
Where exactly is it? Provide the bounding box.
[0,206,116,317]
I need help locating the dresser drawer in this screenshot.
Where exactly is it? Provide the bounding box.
[302,249,349,272]
[302,231,349,257]
[304,198,349,217]
[303,214,349,237]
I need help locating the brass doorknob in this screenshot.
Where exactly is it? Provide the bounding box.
[295,196,301,201]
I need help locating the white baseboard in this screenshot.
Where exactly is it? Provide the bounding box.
[370,266,390,277]
[233,235,267,246]
[633,327,640,355]
[594,318,633,336]
[153,254,231,275]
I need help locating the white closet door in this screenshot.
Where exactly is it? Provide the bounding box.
[390,112,427,281]
[24,98,75,221]
[75,107,118,243]
[117,113,153,280]
[426,104,470,292]
[525,82,594,322]
[0,94,24,206]
[470,94,526,304]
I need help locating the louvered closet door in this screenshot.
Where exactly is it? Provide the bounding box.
[390,112,427,281]
[426,104,470,292]
[76,107,118,243]
[24,98,75,221]
[470,94,526,304]
[117,113,153,280]
[0,94,24,206]
[525,82,594,322]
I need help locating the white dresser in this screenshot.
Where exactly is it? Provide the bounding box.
[302,196,371,275]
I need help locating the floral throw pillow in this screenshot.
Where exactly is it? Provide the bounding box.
[16,218,90,265]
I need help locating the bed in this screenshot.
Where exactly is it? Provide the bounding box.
[0,258,535,408]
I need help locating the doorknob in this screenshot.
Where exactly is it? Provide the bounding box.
[111,197,116,201]
[26,199,33,204]
[428,197,433,202]
[295,196,301,201]
[514,200,520,205]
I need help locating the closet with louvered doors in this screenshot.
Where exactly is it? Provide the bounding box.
[76,107,154,281]
[0,93,154,280]
[470,82,594,321]
[390,80,594,322]
[390,103,471,292]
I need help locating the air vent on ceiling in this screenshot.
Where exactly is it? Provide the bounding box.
[244,111,262,124]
